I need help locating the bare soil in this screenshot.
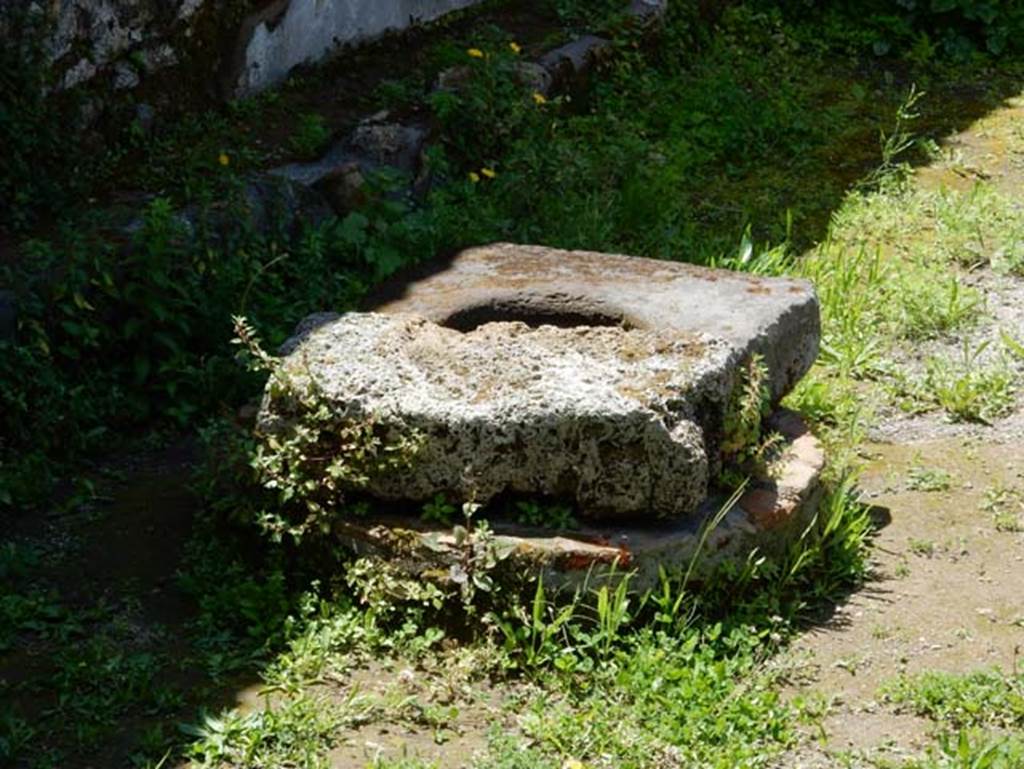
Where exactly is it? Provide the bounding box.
[777,95,1024,768]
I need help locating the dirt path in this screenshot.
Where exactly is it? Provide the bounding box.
[780,94,1024,768]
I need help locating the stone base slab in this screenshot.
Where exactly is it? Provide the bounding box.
[335,409,826,591]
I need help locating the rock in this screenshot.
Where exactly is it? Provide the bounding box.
[539,35,613,91]
[265,312,733,521]
[232,0,487,96]
[337,409,826,590]
[512,61,553,96]
[436,61,552,97]
[317,162,367,214]
[62,58,98,90]
[368,243,820,404]
[434,65,473,93]
[112,61,140,90]
[134,102,156,135]
[47,0,193,91]
[237,175,333,233]
[269,116,430,212]
[271,117,428,189]
[265,245,820,522]
[348,119,428,175]
[626,0,669,28]
[0,290,16,341]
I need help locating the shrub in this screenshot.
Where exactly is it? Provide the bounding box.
[0,8,80,231]
[769,0,1024,58]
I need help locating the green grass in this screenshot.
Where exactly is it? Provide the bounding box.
[897,731,1024,769]
[906,463,954,492]
[981,483,1024,533]
[881,668,1024,731]
[879,669,1024,769]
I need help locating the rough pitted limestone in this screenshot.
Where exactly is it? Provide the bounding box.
[267,244,820,522]
[264,312,737,521]
[32,0,488,95]
[369,243,821,403]
[336,410,825,591]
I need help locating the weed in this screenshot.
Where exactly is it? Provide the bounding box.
[720,354,782,486]
[289,112,331,159]
[183,691,369,767]
[920,343,1015,424]
[981,484,1024,533]
[422,494,458,526]
[908,538,936,557]
[907,463,953,493]
[232,316,423,542]
[892,275,980,341]
[0,8,82,231]
[513,500,578,530]
[898,730,1024,769]
[862,84,925,192]
[881,668,1024,730]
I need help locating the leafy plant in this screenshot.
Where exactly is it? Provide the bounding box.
[920,342,1015,424]
[916,730,1024,769]
[769,0,1024,58]
[421,493,457,526]
[514,500,578,530]
[429,41,554,169]
[981,483,1024,533]
[881,668,1024,730]
[907,463,953,492]
[288,112,331,159]
[232,315,423,541]
[0,7,80,231]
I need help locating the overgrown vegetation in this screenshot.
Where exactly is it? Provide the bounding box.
[231,316,423,541]
[767,0,1024,58]
[3,0,1024,766]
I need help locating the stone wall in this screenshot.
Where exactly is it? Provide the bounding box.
[20,0,486,97]
[235,0,482,96]
[39,0,204,90]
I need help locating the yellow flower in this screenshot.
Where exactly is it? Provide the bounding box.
[562,761,586,769]
[218,152,230,167]
[468,171,481,183]
[509,41,522,54]
[481,167,497,179]
[532,91,547,106]
[467,48,485,58]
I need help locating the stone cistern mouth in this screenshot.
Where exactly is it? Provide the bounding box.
[439,295,638,332]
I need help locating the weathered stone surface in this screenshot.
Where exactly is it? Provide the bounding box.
[538,35,613,91]
[626,0,669,28]
[337,410,826,590]
[266,312,739,521]
[267,239,819,522]
[36,0,197,90]
[233,0,486,95]
[369,243,820,404]
[270,116,429,192]
[31,0,488,96]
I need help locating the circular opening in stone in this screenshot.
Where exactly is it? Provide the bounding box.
[442,297,637,332]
